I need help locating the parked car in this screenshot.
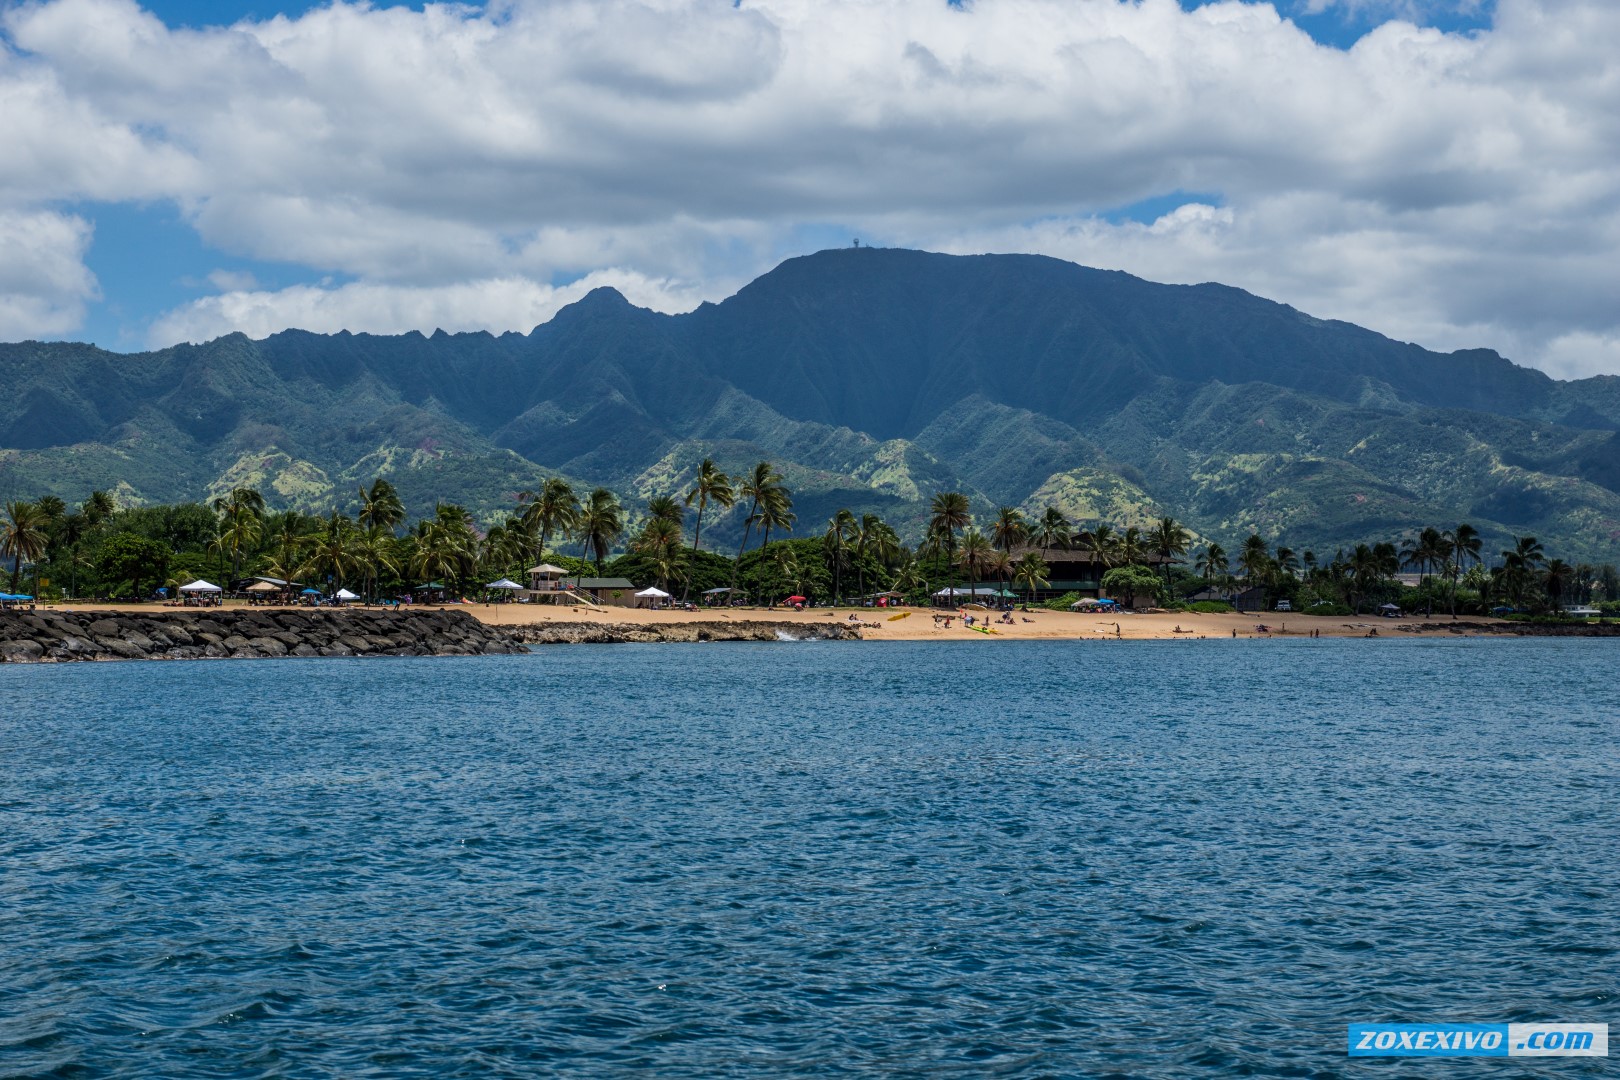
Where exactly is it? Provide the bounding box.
[1274,600,1292,612]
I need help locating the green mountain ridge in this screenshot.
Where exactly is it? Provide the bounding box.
[3,247,1619,560]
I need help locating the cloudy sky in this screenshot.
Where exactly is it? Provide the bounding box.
[1,0,1615,377]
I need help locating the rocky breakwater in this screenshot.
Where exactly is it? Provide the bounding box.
[0,608,529,663]
[511,620,860,645]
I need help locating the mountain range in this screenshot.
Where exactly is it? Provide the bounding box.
[4,247,1620,561]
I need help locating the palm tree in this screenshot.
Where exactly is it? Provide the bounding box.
[728,461,785,599]
[1347,543,1380,613]
[647,495,685,527]
[58,510,89,598]
[2,501,49,594]
[299,511,361,591]
[1032,506,1071,557]
[265,511,314,586]
[353,525,399,602]
[633,517,686,592]
[357,478,405,533]
[1012,551,1050,599]
[1088,523,1120,571]
[823,509,856,605]
[891,551,927,601]
[1119,525,1146,568]
[956,529,994,603]
[211,487,265,585]
[928,491,972,566]
[683,458,734,600]
[754,482,795,556]
[853,513,897,603]
[1500,536,1545,608]
[1239,533,1269,584]
[575,488,624,581]
[522,478,581,568]
[1196,543,1228,586]
[1543,558,1573,611]
[1148,516,1191,595]
[990,506,1027,554]
[409,504,478,592]
[82,489,116,527]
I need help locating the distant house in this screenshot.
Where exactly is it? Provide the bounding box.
[1229,586,1267,612]
[568,577,637,607]
[1002,546,1176,602]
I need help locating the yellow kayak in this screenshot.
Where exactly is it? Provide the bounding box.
[887,611,910,622]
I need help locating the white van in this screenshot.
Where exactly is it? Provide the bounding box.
[1274,599,1292,612]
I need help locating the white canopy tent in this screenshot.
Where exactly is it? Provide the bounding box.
[634,587,672,599]
[487,578,525,590]
[335,588,360,601]
[178,580,222,593]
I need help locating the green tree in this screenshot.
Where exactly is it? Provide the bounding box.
[1088,523,1119,570]
[1196,543,1229,586]
[956,529,994,602]
[1032,507,1071,557]
[96,533,168,599]
[521,478,581,567]
[1119,525,1146,568]
[2,501,49,594]
[823,509,856,605]
[683,458,734,601]
[728,461,785,599]
[211,487,265,584]
[990,506,1027,553]
[647,495,685,528]
[299,512,361,591]
[928,491,972,568]
[1148,516,1190,594]
[1101,564,1164,607]
[632,517,687,592]
[576,488,625,579]
[1012,551,1050,598]
[357,478,405,533]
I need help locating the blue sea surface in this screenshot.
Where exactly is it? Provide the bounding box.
[1,639,1615,1077]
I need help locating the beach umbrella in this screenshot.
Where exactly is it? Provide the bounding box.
[301,587,321,595]
[245,581,278,593]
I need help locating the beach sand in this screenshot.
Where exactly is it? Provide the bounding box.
[460,602,1493,641]
[36,599,1504,641]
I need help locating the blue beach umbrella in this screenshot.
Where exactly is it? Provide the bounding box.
[301,588,321,595]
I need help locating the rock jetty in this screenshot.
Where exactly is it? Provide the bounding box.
[0,608,529,663]
[510,620,859,645]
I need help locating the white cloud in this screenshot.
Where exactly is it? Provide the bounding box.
[0,0,1613,377]
[0,209,98,339]
[147,268,720,345]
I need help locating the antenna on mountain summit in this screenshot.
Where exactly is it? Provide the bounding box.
[852,238,860,248]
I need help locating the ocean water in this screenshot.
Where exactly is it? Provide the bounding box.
[1,639,1615,1078]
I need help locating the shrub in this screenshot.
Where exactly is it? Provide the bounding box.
[1303,601,1354,617]
[1043,590,1083,611]
[1187,600,1234,614]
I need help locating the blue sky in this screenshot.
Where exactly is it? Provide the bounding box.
[3,0,1615,378]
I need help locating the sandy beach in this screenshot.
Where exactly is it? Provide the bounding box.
[458,602,1501,640]
[28,599,1520,642]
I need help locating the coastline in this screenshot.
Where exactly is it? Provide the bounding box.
[5,601,1607,662]
[459,603,1563,641]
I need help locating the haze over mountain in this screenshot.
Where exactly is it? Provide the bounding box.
[4,248,1620,561]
